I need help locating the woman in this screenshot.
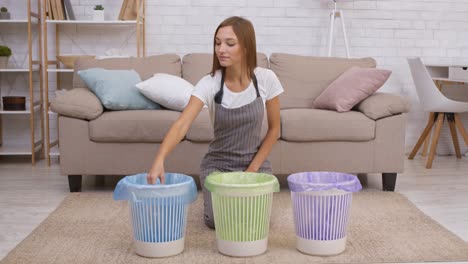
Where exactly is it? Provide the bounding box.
[147,16,284,228]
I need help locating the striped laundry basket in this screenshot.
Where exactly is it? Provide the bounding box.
[287,172,362,256]
[205,172,279,257]
[114,173,197,258]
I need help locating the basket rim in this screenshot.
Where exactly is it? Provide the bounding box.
[123,173,194,189]
[287,171,358,187]
[206,172,278,189]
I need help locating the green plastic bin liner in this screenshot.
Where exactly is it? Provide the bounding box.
[205,171,279,257]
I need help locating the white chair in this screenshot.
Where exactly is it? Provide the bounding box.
[407,57,468,168]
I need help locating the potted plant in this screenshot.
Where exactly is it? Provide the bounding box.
[0,6,10,20]
[0,45,12,68]
[93,5,104,21]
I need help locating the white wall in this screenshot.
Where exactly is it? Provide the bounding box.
[2,0,468,155]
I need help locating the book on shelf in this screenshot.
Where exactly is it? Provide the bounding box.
[63,0,75,20]
[53,0,59,20]
[47,0,69,20]
[56,0,65,20]
[59,0,67,20]
[119,0,142,21]
[47,0,53,19]
[118,0,128,20]
[48,0,56,19]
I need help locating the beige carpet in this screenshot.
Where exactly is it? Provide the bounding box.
[2,191,468,264]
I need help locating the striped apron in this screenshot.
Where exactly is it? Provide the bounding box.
[200,71,272,228]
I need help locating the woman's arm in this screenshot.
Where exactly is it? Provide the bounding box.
[246,96,281,172]
[147,96,205,184]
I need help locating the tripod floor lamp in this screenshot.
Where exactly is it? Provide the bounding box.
[324,0,353,58]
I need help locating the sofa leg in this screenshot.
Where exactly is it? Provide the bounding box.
[382,173,397,192]
[68,175,82,192]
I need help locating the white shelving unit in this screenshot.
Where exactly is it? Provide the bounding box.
[0,142,42,155]
[46,20,137,25]
[46,68,73,73]
[0,101,41,114]
[42,0,146,165]
[0,0,44,164]
[0,19,30,24]
[0,69,36,72]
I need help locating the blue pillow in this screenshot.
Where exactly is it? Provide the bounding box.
[77,68,161,110]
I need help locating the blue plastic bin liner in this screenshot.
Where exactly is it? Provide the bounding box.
[114,173,197,243]
[287,172,362,193]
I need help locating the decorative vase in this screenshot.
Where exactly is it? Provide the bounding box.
[0,56,9,68]
[0,12,10,20]
[92,10,104,21]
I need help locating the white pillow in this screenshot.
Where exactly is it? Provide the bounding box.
[136,73,194,111]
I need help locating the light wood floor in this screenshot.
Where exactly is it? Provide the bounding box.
[1,156,467,264]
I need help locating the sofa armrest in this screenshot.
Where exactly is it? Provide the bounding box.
[50,88,103,120]
[355,92,411,120]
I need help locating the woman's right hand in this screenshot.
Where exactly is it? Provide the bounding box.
[147,160,165,185]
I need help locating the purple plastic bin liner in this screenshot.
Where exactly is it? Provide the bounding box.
[113,173,197,204]
[287,172,362,193]
[292,191,353,240]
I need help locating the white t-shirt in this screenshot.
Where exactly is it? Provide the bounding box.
[192,67,284,124]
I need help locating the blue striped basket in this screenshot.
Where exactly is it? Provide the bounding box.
[114,173,197,258]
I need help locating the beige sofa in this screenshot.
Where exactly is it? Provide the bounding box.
[53,53,409,192]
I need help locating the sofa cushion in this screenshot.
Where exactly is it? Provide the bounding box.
[73,54,182,89]
[313,67,392,112]
[269,53,376,109]
[89,110,180,143]
[280,109,375,142]
[50,88,103,120]
[78,68,161,110]
[355,92,411,120]
[182,53,269,85]
[186,108,214,142]
[136,73,194,111]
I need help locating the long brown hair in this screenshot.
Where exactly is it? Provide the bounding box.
[210,16,257,79]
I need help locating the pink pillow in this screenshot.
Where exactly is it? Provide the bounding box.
[313,67,392,112]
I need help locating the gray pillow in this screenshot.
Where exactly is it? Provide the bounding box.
[50,88,103,120]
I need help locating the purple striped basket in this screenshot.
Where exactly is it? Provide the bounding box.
[287,172,361,256]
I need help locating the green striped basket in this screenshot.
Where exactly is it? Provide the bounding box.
[205,172,279,257]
